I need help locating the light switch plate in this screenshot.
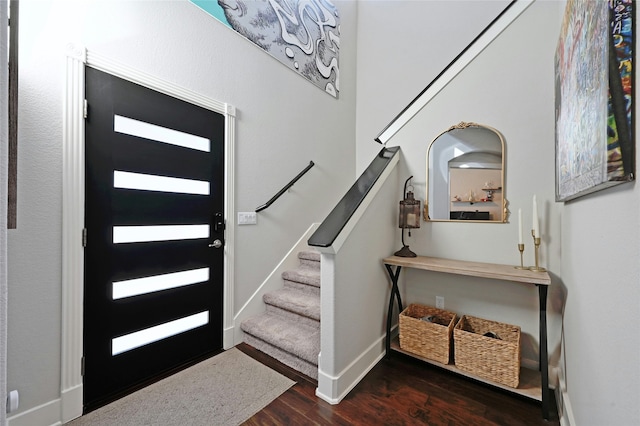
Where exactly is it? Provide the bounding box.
[238,212,257,225]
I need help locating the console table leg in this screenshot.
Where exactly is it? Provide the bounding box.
[538,284,550,420]
[384,264,403,357]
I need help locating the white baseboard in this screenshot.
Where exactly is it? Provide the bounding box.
[223,325,235,350]
[7,397,62,426]
[315,334,386,404]
[555,366,576,426]
[61,384,83,423]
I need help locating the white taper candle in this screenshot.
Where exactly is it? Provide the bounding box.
[532,195,540,238]
[518,208,523,244]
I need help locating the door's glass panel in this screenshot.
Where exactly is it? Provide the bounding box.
[114,115,210,152]
[113,224,209,244]
[113,268,209,300]
[114,170,210,195]
[112,311,209,355]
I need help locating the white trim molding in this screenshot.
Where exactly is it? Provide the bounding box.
[316,328,387,405]
[61,43,87,424]
[376,0,534,144]
[61,43,236,423]
[556,366,576,426]
[7,397,62,426]
[1,1,9,424]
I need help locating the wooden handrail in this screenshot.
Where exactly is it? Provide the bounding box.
[308,147,400,248]
[255,161,315,212]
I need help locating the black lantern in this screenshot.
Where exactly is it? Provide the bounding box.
[395,176,421,257]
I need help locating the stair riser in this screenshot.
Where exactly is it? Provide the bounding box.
[283,280,320,297]
[299,259,320,270]
[282,269,321,288]
[243,334,318,379]
[265,304,320,328]
[298,250,321,262]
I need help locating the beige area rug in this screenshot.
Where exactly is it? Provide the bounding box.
[66,347,295,426]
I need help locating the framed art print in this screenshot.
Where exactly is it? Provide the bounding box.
[555,0,635,201]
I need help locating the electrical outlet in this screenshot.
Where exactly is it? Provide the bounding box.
[6,390,19,413]
[436,296,444,309]
[237,212,257,225]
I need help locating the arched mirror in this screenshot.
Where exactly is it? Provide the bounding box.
[425,122,507,222]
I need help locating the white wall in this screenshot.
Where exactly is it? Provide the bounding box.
[8,0,356,419]
[1,1,9,423]
[555,7,640,424]
[357,0,563,363]
[355,0,512,172]
[356,0,640,424]
[560,78,640,426]
[561,178,640,425]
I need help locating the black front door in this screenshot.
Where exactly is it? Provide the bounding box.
[83,67,225,411]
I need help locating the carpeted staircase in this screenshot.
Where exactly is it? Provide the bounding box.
[240,250,320,380]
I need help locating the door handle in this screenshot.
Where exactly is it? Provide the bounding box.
[209,239,223,249]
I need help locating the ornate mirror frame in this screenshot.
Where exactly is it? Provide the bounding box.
[424,121,508,223]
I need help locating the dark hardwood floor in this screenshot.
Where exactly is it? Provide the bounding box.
[237,343,560,425]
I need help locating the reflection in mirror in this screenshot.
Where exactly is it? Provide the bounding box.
[425,122,507,222]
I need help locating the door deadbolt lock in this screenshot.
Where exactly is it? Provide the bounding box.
[209,239,223,249]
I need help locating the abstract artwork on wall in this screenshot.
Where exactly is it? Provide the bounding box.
[190,0,340,98]
[555,0,635,201]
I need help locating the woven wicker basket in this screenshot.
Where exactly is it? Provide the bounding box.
[399,304,457,364]
[453,315,521,388]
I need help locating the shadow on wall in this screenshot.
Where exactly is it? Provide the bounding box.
[519,274,566,383]
[548,273,567,371]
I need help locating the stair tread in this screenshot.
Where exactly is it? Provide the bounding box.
[241,313,319,365]
[282,268,320,287]
[264,288,320,321]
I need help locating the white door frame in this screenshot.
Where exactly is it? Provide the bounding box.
[61,43,236,423]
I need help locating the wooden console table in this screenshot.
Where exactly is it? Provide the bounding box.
[382,255,552,420]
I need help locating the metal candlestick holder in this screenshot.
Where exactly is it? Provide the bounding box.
[514,243,527,269]
[529,229,547,272]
